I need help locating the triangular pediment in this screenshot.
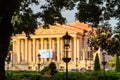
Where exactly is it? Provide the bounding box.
[14,21,91,37]
[35,21,90,35]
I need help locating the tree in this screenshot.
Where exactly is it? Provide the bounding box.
[115,54,120,72]
[1,0,120,80]
[0,0,76,79]
[0,0,20,80]
[108,54,116,68]
[88,26,113,52]
[48,62,58,76]
[94,53,101,71]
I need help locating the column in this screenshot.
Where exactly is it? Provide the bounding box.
[41,38,43,49]
[32,38,36,62]
[49,38,52,49]
[57,38,60,62]
[21,39,25,63]
[60,38,63,61]
[76,38,80,60]
[36,39,40,63]
[73,37,77,62]
[82,49,86,67]
[49,38,52,61]
[79,36,83,60]
[25,38,28,63]
[28,39,32,63]
[41,38,44,63]
[52,39,55,60]
[70,38,73,61]
[44,39,47,62]
[17,38,20,63]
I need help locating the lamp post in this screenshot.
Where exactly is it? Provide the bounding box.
[38,54,41,76]
[62,32,71,80]
[101,51,107,80]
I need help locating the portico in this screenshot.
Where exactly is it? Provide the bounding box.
[12,21,94,70]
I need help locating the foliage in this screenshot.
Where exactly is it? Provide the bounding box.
[37,0,78,28]
[108,54,116,68]
[94,53,101,71]
[76,0,102,27]
[88,26,120,56]
[1,0,120,80]
[5,70,120,80]
[48,62,58,76]
[40,66,49,75]
[76,0,120,27]
[11,0,38,37]
[115,54,120,72]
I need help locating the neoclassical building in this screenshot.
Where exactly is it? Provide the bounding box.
[11,21,99,70]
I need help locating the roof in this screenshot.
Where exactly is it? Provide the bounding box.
[14,21,91,38]
[35,20,90,35]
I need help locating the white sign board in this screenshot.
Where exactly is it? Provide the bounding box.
[38,49,53,58]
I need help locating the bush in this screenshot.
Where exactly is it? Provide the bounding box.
[53,72,87,80]
[6,70,120,80]
[94,53,101,71]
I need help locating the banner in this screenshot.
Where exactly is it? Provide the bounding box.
[38,49,53,58]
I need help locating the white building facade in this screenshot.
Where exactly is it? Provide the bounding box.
[11,21,98,71]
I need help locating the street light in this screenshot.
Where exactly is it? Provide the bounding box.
[38,54,41,76]
[101,51,107,80]
[62,32,71,80]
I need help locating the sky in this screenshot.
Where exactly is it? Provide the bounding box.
[30,3,118,29]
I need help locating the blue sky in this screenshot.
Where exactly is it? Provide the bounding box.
[30,4,118,28]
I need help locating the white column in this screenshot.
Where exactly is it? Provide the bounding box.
[44,39,47,62]
[41,38,44,63]
[70,38,73,61]
[76,38,79,59]
[21,39,24,63]
[17,38,20,63]
[28,39,32,63]
[36,39,40,63]
[49,38,52,49]
[73,37,77,62]
[32,38,36,62]
[52,39,55,61]
[83,49,86,67]
[60,38,63,61]
[25,39,28,63]
[41,38,43,49]
[57,38,60,62]
[49,38,52,61]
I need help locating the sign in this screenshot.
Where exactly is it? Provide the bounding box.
[38,49,53,58]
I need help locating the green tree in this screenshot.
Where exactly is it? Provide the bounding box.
[1,0,120,80]
[0,0,76,79]
[88,26,113,52]
[41,66,49,75]
[108,54,116,68]
[94,53,101,71]
[115,54,120,72]
[48,62,58,76]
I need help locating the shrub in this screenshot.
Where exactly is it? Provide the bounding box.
[94,53,101,71]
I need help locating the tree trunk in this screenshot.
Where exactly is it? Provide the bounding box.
[0,0,19,79]
[0,24,12,80]
[0,15,13,80]
[0,3,17,80]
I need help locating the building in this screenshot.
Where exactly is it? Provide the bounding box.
[10,21,111,71]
